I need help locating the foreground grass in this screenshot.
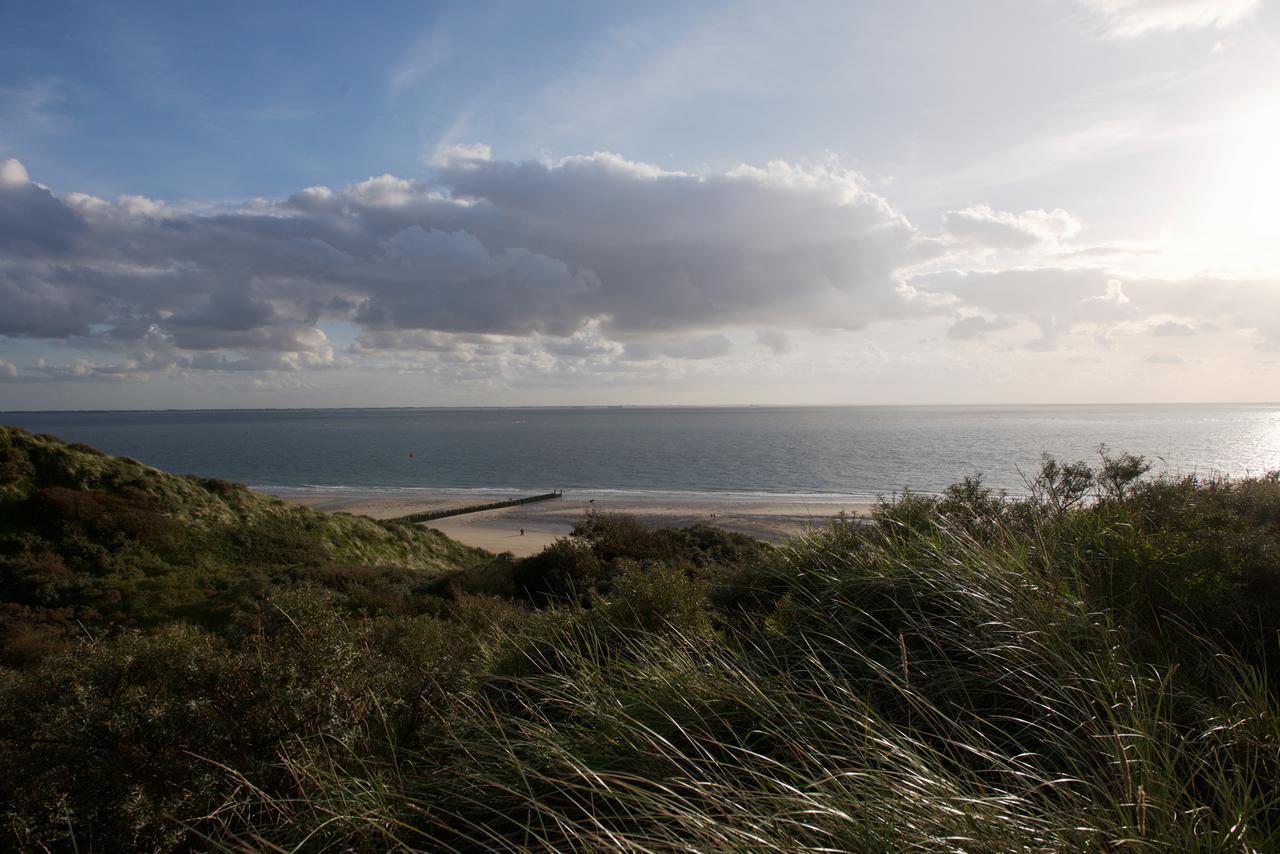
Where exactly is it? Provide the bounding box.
[210,518,1280,851]
[3,437,1280,850]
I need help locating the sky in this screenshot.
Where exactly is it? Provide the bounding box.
[2,0,1279,409]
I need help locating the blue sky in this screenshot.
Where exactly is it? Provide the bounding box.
[2,0,1280,407]
[7,1,1254,207]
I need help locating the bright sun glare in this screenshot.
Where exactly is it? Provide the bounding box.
[1192,94,1280,273]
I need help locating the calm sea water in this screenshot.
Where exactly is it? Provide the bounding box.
[2,405,1278,500]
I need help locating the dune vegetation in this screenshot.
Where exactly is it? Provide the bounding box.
[0,426,485,667]
[2,426,1280,850]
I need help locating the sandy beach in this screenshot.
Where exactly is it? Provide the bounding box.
[284,491,873,557]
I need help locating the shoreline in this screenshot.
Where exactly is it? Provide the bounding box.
[279,489,874,557]
[259,485,887,503]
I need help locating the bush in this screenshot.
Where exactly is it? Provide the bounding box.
[511,538,605,604]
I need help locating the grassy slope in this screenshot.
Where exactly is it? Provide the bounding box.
[3,435,1280,850]
[0,425,486,662]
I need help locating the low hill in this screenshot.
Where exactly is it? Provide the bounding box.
[0,425,486,664]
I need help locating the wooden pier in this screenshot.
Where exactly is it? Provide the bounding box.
[387,490,563,524]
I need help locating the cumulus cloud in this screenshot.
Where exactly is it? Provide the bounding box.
[428,141,493,167]
[0,158,30,185]
[0,269,111,338]
[1151,320,1197,336]
[355,227,597,336]
[0,152,940,383]
[417,154,936,333]
[942,205,1082,251]
[3,151,1280,387]
[116,194,168,218]
[0,158,84,254]
[1083,278,1130,306]
[1079,0,1261,38]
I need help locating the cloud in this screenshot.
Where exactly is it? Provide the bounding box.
[428,141,493,167]
[169,287,280,334]
[1078,0,1261,38]
[1083,278,1130,306]
[116,195,168,218]
[915,267,1280,350]
[0,158,85,254]
[913,268,1132,322]
[942,205,1082,251]
[540,324,626,360]
[1151,320,1197,335]
[351,329,483,354]
[942,204,1080,253]
[418,154,938,333]
[756,329,792,354]
[0,270,109,338]
[0,153,940,384]
[353,227,597,336]
[1,158,31,186]
[624,333,733,361]
[946,315,1018,341]
[4,151,1280,389]
[1,356,156,384]
[659,334,733,360]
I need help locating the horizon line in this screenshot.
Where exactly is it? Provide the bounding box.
[3,401,1279,415]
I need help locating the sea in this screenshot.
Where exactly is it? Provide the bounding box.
[2,405,1278,502]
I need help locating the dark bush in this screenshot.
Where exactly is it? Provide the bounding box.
[511,537,605,604]
[199,477,242,495]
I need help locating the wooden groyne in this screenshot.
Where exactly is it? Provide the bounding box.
[388,490,563,524]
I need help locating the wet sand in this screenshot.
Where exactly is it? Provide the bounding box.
[285,491,872,558]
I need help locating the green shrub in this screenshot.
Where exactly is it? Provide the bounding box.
[511,538,605,604]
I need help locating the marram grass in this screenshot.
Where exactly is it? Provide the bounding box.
[211,512,1280,851]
